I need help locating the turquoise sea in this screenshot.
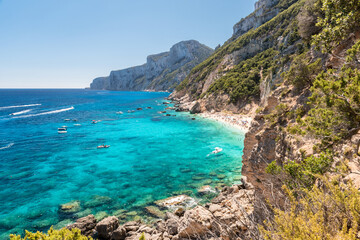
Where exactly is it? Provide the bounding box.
[0,89,244,238]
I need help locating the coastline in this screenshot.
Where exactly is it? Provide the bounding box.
[198,111,253,133]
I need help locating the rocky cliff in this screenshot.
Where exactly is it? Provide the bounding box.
[232,0,280,38]
[170,0,301,113]
[90,40,213,91]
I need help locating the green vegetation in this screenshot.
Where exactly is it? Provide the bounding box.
[305,65,360,146]
[139,232,146,240]
[207,48,279,103]
[260,179,360,239]
[176,0,305,98]
[10,227,91,240]
[281,52,322,90]
[266,151,333,189]
[312,0,360,52]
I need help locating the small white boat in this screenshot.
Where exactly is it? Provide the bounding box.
[74,124,81,126]
[212,147,223,154]
[64,119,71,122]
[58,127,67,133]
[116,111,123,114]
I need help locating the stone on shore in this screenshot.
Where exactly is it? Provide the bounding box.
[190,101,201,114]
[197,185,216,195]
[67,214,96,236]
[111,226,126,240]
[155,195,197,210]
[96,216,119,239]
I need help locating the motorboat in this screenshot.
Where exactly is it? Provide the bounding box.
[212,147,223,154]
[92,120,98,124]
[58,127,67,133]
[116,111,123,114]
[64,119,71,122]
[74,124,81,126]
[97,144,110,149]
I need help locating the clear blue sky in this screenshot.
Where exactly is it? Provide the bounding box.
[0,0,257,88]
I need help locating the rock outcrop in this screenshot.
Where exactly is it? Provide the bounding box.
[67,178,256,240]
[90,40,213,91]
[233,0,280,38]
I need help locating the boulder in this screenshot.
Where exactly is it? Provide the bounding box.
[197,185,216,195]
[155,195,197,210]
[111,226,126,240]
[67,214,96,236]
[190,101,201,114]
[177,206,213,238]
[96,216,119,239]
[166,218,178,236]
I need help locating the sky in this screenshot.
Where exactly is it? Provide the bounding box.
[0,0,257,88]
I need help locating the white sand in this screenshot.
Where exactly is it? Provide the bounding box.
[199,112,253,133]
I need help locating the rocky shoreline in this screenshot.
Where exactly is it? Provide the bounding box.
[58,98,257,240]
[66,177,255,240]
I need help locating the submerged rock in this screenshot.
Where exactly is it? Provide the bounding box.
[217,174,226,179]
[192,175,204,181]
[94,211,109,221]
[84,195,112,208]
[126,211,138,217]
[209,171,217,177]
[53,219,74,230]
[74,209,92,218]
[59,200,81,213]
[145,206,166,219]
[112,209,126,218]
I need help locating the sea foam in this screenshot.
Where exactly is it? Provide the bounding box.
[0,104,41,110]
[0,143,14,150]
[13,106,74,118]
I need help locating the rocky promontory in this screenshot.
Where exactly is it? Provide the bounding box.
[90,40,214,92]
[66,177,256,240]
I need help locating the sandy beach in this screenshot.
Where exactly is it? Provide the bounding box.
[199,112,253,133]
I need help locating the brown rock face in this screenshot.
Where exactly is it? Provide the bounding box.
[96,216,119,239]
[67,214,97,236]
[111,226,126,240]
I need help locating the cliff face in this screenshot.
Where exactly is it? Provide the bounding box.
[233,0,280,38]
[170,0,301,113]
[90,40,213,91]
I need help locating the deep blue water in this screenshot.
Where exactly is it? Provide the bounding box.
[0,89,244,238]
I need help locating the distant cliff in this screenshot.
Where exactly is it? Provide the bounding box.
[90,40,214,91]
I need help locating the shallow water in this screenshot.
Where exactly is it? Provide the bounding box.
[0,89,244,238]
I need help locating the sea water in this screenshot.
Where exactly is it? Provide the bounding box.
[0,89,244,238]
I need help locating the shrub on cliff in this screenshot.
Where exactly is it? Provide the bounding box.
[10,227,91,240]
[266,151,333,189]
[282,53,322,90]
[260,178,360,239]
[312,0,360,52]
[306,66,360,146]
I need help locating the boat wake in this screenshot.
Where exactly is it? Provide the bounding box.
[9,109,32,116]
[0,104,41,110]
[0,143,14,150]
[13,106,74,118]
